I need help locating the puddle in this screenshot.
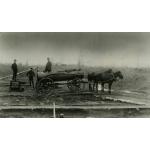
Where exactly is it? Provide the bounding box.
[98,84,142,95]
[98,85,114,92]
[121,90,139,94]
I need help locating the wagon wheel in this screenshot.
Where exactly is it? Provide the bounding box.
[67,78,81,92]
[36,78,54,94]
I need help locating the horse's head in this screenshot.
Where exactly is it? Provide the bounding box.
[114,71,123,80]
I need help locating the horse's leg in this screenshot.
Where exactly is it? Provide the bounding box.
[89,83,91,91]
[89,82,92,91]
[101,83,104,92]
[93,81,96,91]
[92,82,94,91]
[108,82,112,94]
[96,82,98,92]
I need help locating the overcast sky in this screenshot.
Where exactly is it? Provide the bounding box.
[0,32,150,67]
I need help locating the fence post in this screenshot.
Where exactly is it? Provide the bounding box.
[53,102,56,118]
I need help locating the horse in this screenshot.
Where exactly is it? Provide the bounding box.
[88,70,123,94]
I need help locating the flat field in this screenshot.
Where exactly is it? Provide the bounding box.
[0,64,150,117]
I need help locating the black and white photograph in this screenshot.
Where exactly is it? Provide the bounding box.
[0,32,150,118]
[1,1,150,150]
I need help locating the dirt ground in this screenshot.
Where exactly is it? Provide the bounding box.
[1,67,150,117]
[0,79,147,118]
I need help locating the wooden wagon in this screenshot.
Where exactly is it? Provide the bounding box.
[36,71,87,93]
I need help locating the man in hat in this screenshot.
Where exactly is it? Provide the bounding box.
[11,59,18,81]
[44,57,52,73]
[26,68,35,88]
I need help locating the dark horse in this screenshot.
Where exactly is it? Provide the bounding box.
[88,70,123,94]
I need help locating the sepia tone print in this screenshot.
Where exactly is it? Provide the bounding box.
[0,32,150,118]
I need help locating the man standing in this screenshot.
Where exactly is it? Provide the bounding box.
[44,57,52,73]
[11,59,18,81]
[26,68,35,88]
